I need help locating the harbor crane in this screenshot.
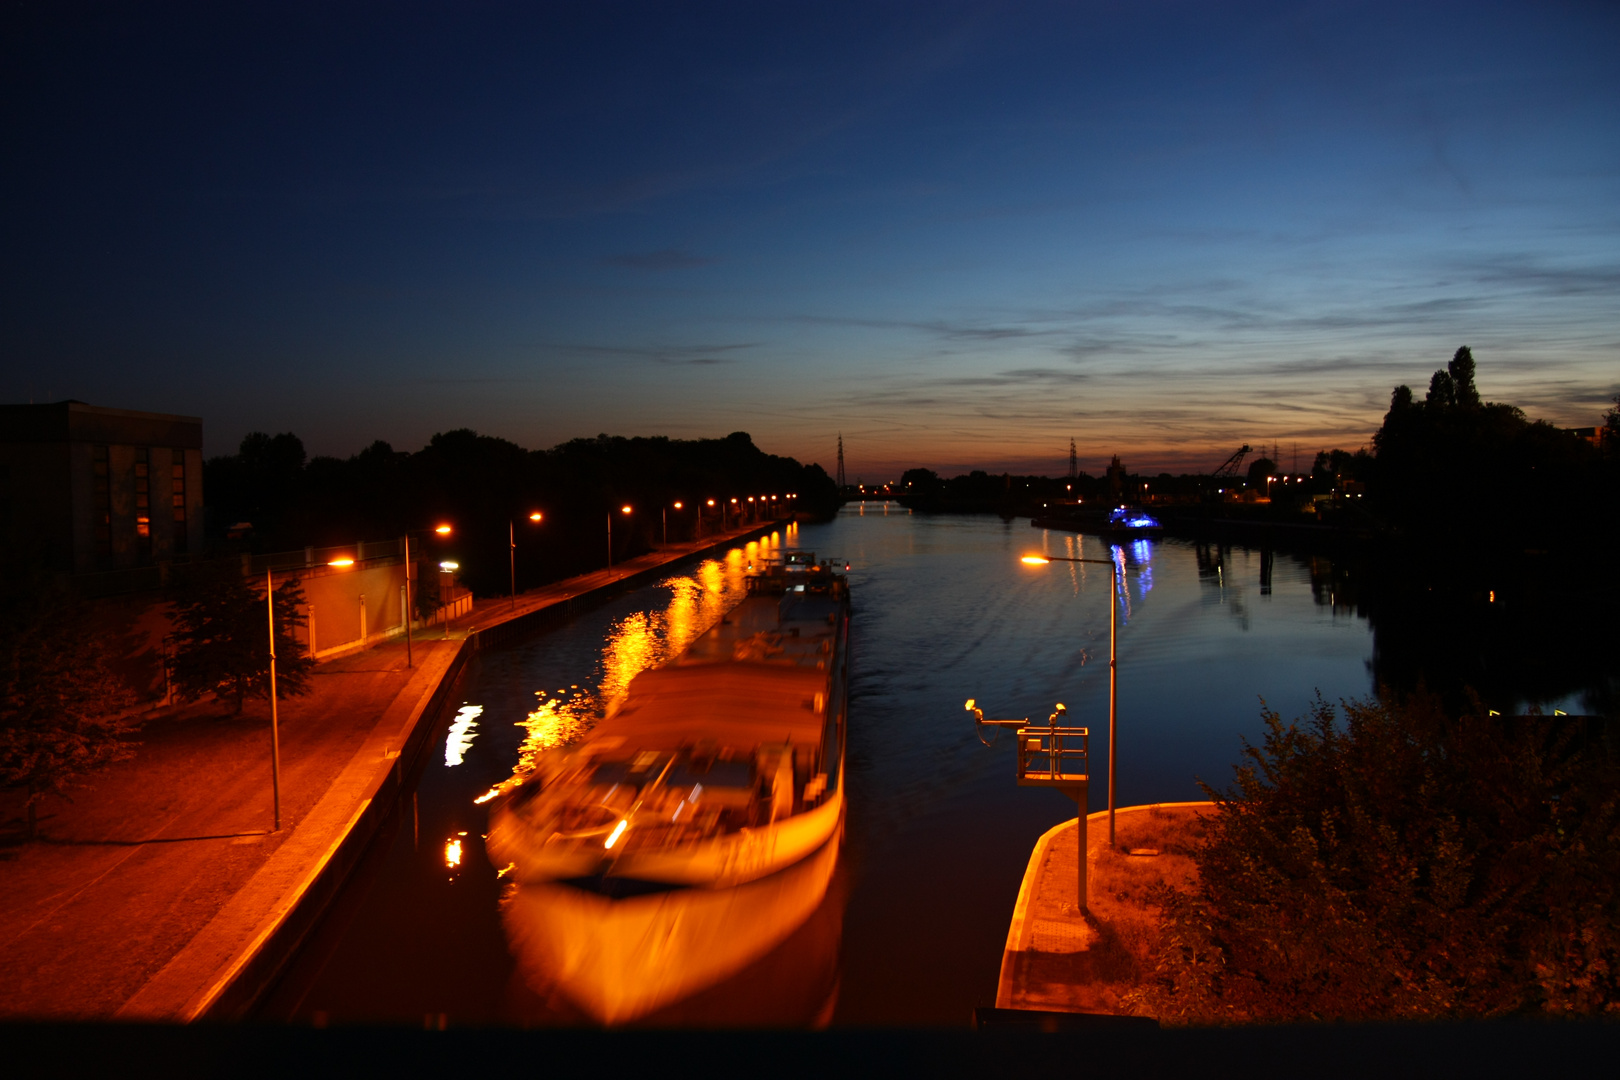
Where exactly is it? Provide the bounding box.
[1211,444,1251,480]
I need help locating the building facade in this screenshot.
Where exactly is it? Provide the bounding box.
[0,401,205,574]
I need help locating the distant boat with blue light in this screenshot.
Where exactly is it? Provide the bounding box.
[1105,506,1162,534]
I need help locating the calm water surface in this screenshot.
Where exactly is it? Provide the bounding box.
[264,505,1380,1026]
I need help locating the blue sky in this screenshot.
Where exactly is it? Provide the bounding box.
[4,1,1617,477]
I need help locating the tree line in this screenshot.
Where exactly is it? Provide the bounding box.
[206,428,840,598]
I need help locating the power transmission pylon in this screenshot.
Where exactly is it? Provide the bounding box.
[1068,438,1078,482]
[836,434,846,488]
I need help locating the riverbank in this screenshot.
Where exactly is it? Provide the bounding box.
[0,521,786,1021]
[997,802,1214,1017]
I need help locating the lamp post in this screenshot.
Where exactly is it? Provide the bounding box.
[511,511,542,610]
[402,524,453,668]
[265,570,282,832]
[607,505,631,569]
[703,499,715,538]
[1020,552,1124,848]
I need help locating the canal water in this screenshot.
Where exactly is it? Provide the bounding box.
[259,503,1561,1026]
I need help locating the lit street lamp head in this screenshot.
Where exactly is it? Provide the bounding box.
[435,524,452,535]
[1021,555,1051,565]
[529,511,542,522]
[673,501,683,509]
[621,505,633,514]
[328,557,355,568]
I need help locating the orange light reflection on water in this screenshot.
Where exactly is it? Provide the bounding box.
[496,554,753,794]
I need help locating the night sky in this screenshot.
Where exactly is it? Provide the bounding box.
[4,1,1617,478]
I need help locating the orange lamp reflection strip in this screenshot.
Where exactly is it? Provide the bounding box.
[604,819,629,849]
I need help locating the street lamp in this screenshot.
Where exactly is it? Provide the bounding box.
[607,505,632,569]
[510,511,542,610]
[1020,551,1125,848]
[264,569,283,832]
[402,524,453,668]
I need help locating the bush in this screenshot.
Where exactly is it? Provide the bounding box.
[0,572,139,838]
[1135,692,1620,1022]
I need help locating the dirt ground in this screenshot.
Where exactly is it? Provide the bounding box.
[1001,803,1212,1016]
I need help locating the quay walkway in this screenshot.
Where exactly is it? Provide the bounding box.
[0,521,786,1022]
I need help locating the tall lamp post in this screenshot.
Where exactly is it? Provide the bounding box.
[265,570,282,832]
[403,523,453,668]
[607,505,632,569]
[1020,551,1124,847]
[511,511,542,610]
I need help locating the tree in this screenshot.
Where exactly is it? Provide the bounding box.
[1448,346,1480,408]
[0,573,139,839]
[1425,368,1455,408]
[168,563,313,714]
[1133,691,1620,1022]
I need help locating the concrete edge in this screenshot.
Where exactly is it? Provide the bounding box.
[113,642,465,1021]
[178,796,373,1019]
[994,801,1216,1010]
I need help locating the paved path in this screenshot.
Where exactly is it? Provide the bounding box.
[0,522,780,1020]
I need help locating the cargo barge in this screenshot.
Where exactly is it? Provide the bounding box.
[487,550,851,1024]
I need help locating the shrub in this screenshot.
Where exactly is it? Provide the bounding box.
[1135,692,1620,1022]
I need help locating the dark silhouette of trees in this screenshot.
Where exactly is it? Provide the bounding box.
[167,563,313,714]
[202,429,839,597]
[1137,691,1620,1022]
[1369,348,1611,550]
[0,572,139,839]
[1448,345,1480,408]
